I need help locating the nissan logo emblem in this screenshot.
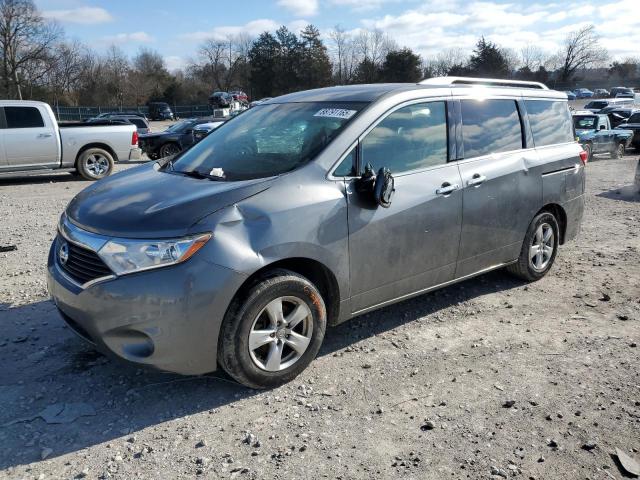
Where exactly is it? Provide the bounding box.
[58,241,69,266]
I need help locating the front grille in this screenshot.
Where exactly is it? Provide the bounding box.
[59,239,113,284]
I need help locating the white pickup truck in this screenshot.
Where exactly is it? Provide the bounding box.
[0,100,142,180]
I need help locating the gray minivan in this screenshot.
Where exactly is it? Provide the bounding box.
[47,77,586,388]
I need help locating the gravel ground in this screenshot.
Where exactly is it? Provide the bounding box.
[0,152,639,480]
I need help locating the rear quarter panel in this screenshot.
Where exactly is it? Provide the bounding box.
[59,124,136,166]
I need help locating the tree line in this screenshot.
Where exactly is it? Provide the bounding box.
[1,0,638,107]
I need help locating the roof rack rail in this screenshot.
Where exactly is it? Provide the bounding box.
[419,76,549,90]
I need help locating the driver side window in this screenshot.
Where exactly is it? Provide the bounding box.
[361,101,448,174]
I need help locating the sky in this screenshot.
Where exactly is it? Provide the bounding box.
[34,0,640,71]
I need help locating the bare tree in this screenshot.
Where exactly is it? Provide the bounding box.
[520,44,547,71]
[556,25,608,83]
[0,0,60,99]
[353,28,396,67]
[424,48,468,77]
[194,35,250,92]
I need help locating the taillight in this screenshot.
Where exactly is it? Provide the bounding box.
[579,150,588,164]
[132,131,139,146]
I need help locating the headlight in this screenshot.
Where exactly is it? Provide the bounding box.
[98,233,212,275]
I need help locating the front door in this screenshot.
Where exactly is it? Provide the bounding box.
[2,105,58,167]
[342,100,463,313]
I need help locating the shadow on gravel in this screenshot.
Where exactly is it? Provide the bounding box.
[0,270,523,470]
[0,173,84,186]
[596,185,640,203]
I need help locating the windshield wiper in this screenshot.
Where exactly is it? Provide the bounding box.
[174,169,225,181]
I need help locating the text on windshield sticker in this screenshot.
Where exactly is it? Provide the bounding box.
[314,108,357,119]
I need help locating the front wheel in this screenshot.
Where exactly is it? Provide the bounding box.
[76,148,114,180]
[218,269,327,389]
[506,212,559,281]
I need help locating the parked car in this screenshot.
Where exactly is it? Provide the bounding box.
[48,77,586,388]
[147,102,174,121]
[605,107,640,128]
[615,111,640,151]
[609,87,633,98]
[583,100,610,113]
[564,91,577,100]
[573,110,633,159]
[0,100,141,180]
[230,90,249,104]
[573,88,594,99]
[138,117,213,159]
[88,114,151,134]
[209,92,233,109]
[192,120,226,142]
[249,97,273,108]
[594,88,609,98]
[92,111,147,120]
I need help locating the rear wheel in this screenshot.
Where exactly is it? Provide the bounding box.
[76,148,114,180]
[583,143,593,162]
[218,269,327,389]
[611,142,625,159]
[159,142,181,158]
[507,212,559,281]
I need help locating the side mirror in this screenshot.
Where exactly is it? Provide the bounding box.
[354,163,395,208]
[374,167,395,208]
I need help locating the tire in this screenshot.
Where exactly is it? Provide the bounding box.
[76,148,114,180]
[159,142,181,158]
[506,212,559,282]
[218,269,327,389]
[611,142,624,159]
[583,143,593,162]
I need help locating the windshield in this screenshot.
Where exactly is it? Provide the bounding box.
[574,116,597,129]
[585,101,607,109]
[165,120,194,133]
[169,102,366,181]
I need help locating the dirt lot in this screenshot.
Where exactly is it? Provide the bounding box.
[0,153,639,480]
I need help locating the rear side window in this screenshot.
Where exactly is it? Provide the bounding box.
[461,99,522,158]
[629,113,640,123]
[525,100,575,146]
[4,106,45,128]
[361,101,448,174]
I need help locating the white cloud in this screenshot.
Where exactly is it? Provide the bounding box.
[277,0,318,16]
[102,32,154,44]
[180,19,280,41]
[164,56,187,71]
[42,6,113,24]
[328,0,398,12]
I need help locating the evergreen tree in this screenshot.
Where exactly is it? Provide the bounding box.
[248,32,279,98]
[380,48,422,82]
[299,25,332,90]
[467,37,510,78]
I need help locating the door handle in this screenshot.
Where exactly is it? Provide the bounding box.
[435,183,460,195]
[467,174,487,186]
[37,133,53,138]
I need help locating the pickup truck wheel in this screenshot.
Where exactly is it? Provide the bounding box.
[76,148,114,181]
[612,143,625,159]
[583,143,593,162]
[159,142,181,158]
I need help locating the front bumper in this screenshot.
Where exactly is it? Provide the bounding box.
[47,238,247,375]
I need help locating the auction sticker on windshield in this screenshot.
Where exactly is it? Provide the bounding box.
[314,108,357,119]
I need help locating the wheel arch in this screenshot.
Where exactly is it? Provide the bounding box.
[75,143,118,167]
[229,257,341,327]
[538,203,567,244]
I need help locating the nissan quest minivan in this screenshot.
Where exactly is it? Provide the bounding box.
[48,77,586,388]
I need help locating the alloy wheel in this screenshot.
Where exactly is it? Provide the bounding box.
[529,223,554,271]
[248,296,313,372]
[85,154,109,178]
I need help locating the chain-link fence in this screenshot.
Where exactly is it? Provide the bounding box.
[53,104,221,122]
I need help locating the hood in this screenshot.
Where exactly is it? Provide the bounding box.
[66,163,274,238]
[139,131,171,140]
